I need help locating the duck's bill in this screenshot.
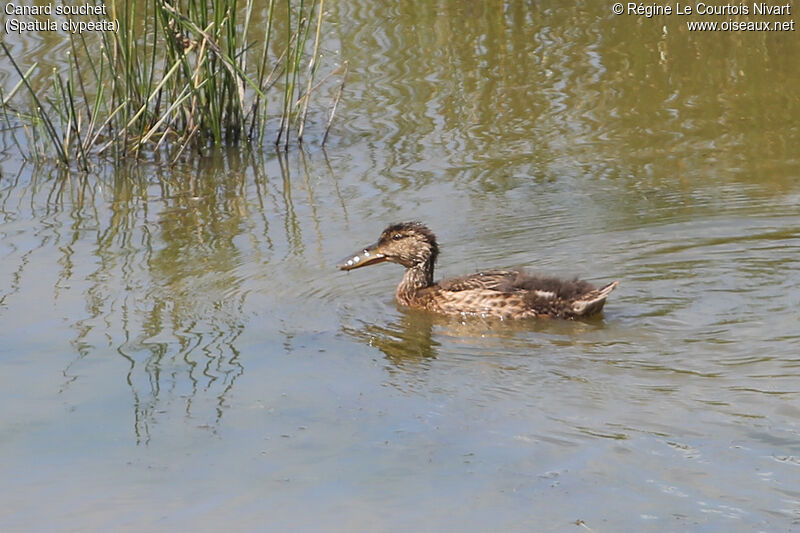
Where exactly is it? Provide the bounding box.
[338,243,388,270]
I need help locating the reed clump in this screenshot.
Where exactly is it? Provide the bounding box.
[0,0,346,169]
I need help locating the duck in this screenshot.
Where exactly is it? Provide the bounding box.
[338,222,619,320]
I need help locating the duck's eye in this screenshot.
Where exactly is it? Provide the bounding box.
[392,233,403,241]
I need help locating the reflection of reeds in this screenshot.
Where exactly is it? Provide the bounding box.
[0,148,348,443]
[0,0,342,168]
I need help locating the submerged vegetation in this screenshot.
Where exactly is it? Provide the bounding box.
[0,0,346,169]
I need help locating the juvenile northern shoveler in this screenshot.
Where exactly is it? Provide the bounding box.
[338,222,619,320]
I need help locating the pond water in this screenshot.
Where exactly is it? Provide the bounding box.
[2,1,800,531]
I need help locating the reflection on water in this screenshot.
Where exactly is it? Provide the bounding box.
[0,151,356,444]
[2,0,800,530]
[343,310,439,366]
[342,306,613,370]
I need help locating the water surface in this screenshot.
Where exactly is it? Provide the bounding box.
[1,1,799,531]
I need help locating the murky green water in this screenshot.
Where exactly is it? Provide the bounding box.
[2,1,800,531]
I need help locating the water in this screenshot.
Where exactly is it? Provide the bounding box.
[2,2,800,531]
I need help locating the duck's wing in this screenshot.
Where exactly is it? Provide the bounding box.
[567,280,619,316]
[437,271,618,318]
[437,270,521,292]
[430,269,618,318]
[497,272,598,299]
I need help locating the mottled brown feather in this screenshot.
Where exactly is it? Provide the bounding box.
[339,222,618,319]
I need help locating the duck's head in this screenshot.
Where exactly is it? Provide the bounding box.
[338,222,439,271]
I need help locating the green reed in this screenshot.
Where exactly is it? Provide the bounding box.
[0,0,342,168]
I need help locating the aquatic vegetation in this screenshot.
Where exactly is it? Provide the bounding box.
[0,0,346,168]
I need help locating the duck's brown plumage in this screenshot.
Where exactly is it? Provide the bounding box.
[339,222,618,319]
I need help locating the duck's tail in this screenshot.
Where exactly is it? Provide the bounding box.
[570,280,619,317]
